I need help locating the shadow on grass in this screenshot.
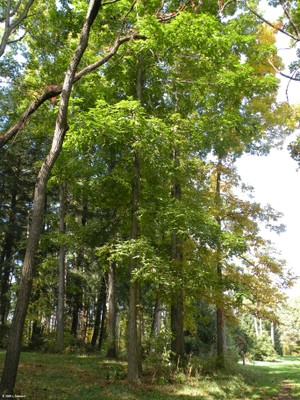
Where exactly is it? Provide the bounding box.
[240,356,300,399]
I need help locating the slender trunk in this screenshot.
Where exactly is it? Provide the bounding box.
[150,300,162,338]
[91,278,105,347]
[127,55,143,384]
[91,299,101,347]
[71,204,87,338]
[0,242,13,328]
[254,316,259,337]
[216,306,225,368]
[0,180,18,328]
[0,2,101,394]
[106,261,118,358]
[215,164,226,369]
[90,276,106,348]
[71,305,79,338]
[70,272,83,338]
[56,183,67,352]
[81,304,89,342]
[98,289,107,350]
[259,318,263,335]
[170,149,185,364]
[127,151,142,383]
[271,322,275,345]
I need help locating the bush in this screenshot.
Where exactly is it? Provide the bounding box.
[250,332,278,362]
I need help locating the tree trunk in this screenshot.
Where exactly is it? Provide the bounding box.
[170,236,185,363]
[56,183,67,352]
[259,318,263,335]
[254,316,259,337]
[0,1,101,394]
[127,151,142,384]
[150,300,162,338]
[91,278,105,347]
[127,55,143,384]
[70,271,83,339]
[215,165,226,369]
[271,322,275,345]
[216,305,226,369]
[90,276,106,348]
[170,149,185,365]
[98,288,107,351]
[70,204,87,338]
[0,179,18,328]
[106,261,118,358]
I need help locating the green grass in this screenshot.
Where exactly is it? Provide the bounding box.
[241,356,300,399]
[0,352,300,399]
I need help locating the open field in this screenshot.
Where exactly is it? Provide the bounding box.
[0,353,299,399]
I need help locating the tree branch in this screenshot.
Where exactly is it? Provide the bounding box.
[279,0,300,39]
[0,0,35,58]
[244,1,300,42]
[218,0,235,17]
[0,33,146,149]
[7,29,28,44]
[102,0,121,6]
[10,0,35,31]
[268,57,300,82]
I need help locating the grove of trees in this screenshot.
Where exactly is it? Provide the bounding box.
[0,0,299,396]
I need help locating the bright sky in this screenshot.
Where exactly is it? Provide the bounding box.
[235,1,300,294]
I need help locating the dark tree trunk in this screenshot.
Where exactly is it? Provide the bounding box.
[91,276,106,347]
[170,149,185,365]
[98,286,107,351]
[91,295,102,347]
[0,1,101,394]
[0,180,18,328]
[106,261,118,358]
[71,306,79,338]
[216,304,226,369]
[151,300,163,337]
[56,183,67,352]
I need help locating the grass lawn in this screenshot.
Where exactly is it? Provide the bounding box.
[0,352,300,399]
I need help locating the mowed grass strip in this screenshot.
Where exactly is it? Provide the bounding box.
[241,356,300,399]
[1,352,300,400]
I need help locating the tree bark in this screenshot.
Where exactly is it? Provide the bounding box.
[254,316,259,337]
[0,1,101,394]
[271,322,275,345]
[150,300,162,338]
[0,0,35,58]
[170,149,185,365]
[90,276,106,349]
[215,164,226,370]
[98,285,107,351]
[91,278,105,347]
[0,181,17,328]
[56,183,67,353]
[106,261,118,358]
[127,150,142,384]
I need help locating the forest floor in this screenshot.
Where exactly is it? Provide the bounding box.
[0,352,299,399]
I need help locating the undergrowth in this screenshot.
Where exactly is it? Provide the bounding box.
[0,352,299,399]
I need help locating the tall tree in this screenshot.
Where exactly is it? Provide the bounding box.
[0,0,102,394]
